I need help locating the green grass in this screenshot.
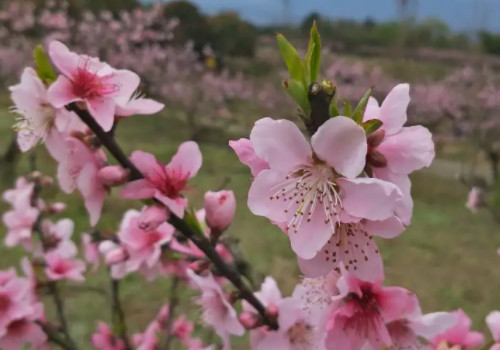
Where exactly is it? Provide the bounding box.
[1,105,500,348]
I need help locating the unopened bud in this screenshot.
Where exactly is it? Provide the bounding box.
[45,202,66,214]
[366,150,388,168]
[265,304,279,319]
[41,176,54,186]
[204,190,236,236]
[98,166,130,187]
[138,205,168,231]
[105,247,128,265]
[367,129,386,148]
[239,312,260,330]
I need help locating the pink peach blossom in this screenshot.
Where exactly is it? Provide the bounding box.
[0,303,46,350]
[431,309,484,349]
[47,40,140,131]
[82,233,100,270]
[246,117,402,260]
[187,269,244,341]
[91,321,125,350]
[0,275,33,335]
[487,311,500,342]
[40,218,77,257]
[324,269,418,350]
[364,84,435,224]
[121,142,202,217]
[45,252,86,282]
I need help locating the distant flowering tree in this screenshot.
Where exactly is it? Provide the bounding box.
[3,21,500,350]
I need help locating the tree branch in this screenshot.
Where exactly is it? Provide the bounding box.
[69,104,278,330]
[36,321,77,350]
[164,277,180,350]
[110,279,132,350]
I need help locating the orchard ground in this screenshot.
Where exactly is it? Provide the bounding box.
[1,56,500,348]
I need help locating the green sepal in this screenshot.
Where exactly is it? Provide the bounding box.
[343,100,352,118]
[183,207,205,236]
[33,45,57,85]
[362,119,383,135]
[352,88,372,124]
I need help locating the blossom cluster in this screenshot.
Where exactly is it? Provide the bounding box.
[1,24,499,350]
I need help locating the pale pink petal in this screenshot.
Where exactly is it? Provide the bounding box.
[168,141,202,179]
[78,164,105,226]
[487,311,500,342]
[48,41,79,77]
[115,98,164,117]
[311,116,367,178]
[363,96,381,122]
[250,118,311,173]
[17,130,38,152]
[338,177,402,221]
[411,312,457,339]
[155,193,187,218]
[377,125,435,174]
[229,138,269,177]
[464,332,485,348]
[298,224,383,281]
[106,69,140,98]
[47,75,80,108]
[362,216,405,239]
[373,168,412,225]
[379,286,419,323]
[86,97,115,132]
[129,151,165,180]
[288,203,334,259]
[378,83,410,134]
[247,169,289,224]
[121,179,157,199]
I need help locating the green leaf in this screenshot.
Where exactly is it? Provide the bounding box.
[343,100,352,117]
[276,33,306,86]
[183,207,205,236]
[329,94,340,117]
[305,21,321,83]
[362,119,383,135]
[33,45,56,84]
[352,88,372,124]
[282,79,310,115]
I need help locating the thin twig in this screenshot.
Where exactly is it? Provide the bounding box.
[69,104,278,330]
[164,277,180,350]
[110,279,132,350]
[36,321,77,350]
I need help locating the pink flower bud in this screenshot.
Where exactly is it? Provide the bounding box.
[188,260,211,275]
[239,312,260,329]
[204,190,236,233]
[105,248,128,265]
[266,304,279,319]
[156,304,170,325]
[46,202,66,214]
[138,205,168,231]
[97,166,130,187]
[466,186,484,213]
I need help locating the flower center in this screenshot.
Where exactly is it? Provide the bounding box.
[72,58,119,99]
[270,164,341,235]
[163,168,189,198]
[287,321,312,346]
[0,294,11,312]
[343,286,382,336]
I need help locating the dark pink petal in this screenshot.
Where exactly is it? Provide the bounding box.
[47,75,80,108]
[379,286,419,323]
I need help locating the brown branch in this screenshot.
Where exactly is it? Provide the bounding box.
[69,104,278,330]
[164,277,180,350]
[36,321,77,350]
[110,279,132,350]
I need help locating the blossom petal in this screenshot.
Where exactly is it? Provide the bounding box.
[106,69,140,98]
[378,125,435,174]
[115,98,164,117]
[411,312,457,339]
[250,118,311,173]
[47,75,80,108]
[379,286,419,323]
[168,141,202,179]
[248,169,289,224]
[121,180,157,199]
[129,151,165,181]
[312,116,367,178]
[338,177,402,221]
[48,41,79,78]
[363,96,381,122]
[87,97,115,132]
[362,216,405,239]
[373,168,412,225]
[379,83,410,134]
[229,138,269,177]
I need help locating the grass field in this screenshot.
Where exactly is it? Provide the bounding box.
[1,98,500,348]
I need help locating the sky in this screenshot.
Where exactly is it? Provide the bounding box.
[156,0,500,33]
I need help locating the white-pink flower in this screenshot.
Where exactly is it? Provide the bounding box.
[364,84,435,224]
[431,309,484,349]
[47,40,140,132]
[187,269,244,342]
[0,274,33,335]
[246,117,402,259]
[40,218,77,257]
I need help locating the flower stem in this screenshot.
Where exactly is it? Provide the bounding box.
[110,278,132,350]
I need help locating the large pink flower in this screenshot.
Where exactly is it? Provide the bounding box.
[324,269,418,350]
[431,309,484,349]
[45,252,86,282]
[0,303,47,350]
[47,40,140,131]
[364,84,435,224]
[246,117,402,259]
[0,275,33,336]
[121,141,202,217]
[187,269,244,342]
[297,216,404,281]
